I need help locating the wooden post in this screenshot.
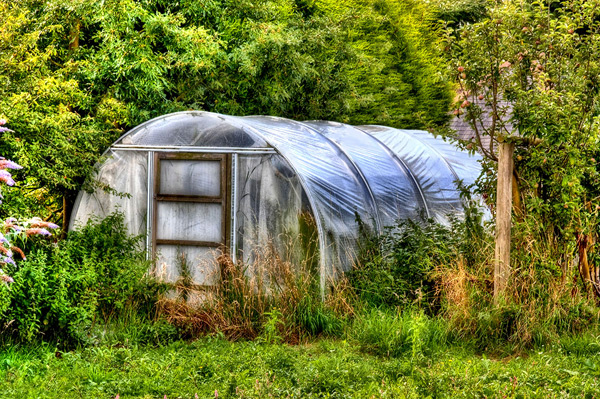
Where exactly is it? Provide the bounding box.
[494,141,514,301]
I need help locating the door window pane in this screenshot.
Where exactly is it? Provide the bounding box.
[155,244,221,285]
[159,160,221,196]
[156,202,222,242]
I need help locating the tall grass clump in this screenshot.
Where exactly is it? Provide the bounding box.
[349,308,448,358]
[159,244,349,343]
[350,199,600,351]
[0,213,170,346]
[437,211,600,351]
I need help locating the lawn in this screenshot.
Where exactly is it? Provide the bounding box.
[2,337,600,398]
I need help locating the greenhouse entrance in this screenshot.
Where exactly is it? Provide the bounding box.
[152,152,231,288]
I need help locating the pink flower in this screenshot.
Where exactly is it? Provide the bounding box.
[0,246,13,257]
[28,217,59,229]
[0,274,14,283]
[0,170,15,186]
[0,121,11,133]
[2,256,15,265]
[0,159,22,170]
[26,228,51,237]
[3,218,19,232]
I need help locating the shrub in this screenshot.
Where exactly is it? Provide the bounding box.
[0,213,166,345]
[350,215,468,311]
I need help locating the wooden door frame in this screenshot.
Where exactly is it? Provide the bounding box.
[151,152,232,261]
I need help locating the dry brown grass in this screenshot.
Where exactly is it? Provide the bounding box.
[431,216,600,349]
[436,257,476,322]
[157,244,350,343]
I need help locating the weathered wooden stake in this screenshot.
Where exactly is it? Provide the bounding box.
[494,141,514,301]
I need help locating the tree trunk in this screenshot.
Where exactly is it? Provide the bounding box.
[61,195,68,239]
[576,233,600,297]
[69,19,80,52]
[512,167,522,218]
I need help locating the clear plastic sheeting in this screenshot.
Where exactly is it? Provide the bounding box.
[305,121,427,229]
[358,125,467,223]
[235,155,314,273]
[155,245,221,285]
[70,150,148,236]
[70,111,483,291]
[240,116,379,279]
[395,129,482,189]
[116,111,270,148]
[159,160,221,196]
[156,202,222,242]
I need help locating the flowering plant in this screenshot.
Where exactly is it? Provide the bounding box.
[0,119,58,284]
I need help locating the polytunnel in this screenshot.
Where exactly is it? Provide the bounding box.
[70,111,482,294]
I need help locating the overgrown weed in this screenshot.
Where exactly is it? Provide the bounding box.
[351,200,600,353]
[437,215,600,351]
[4,206,598,355]
[0,213,169,347]
[349,308,449,359]
[159,244,347,343]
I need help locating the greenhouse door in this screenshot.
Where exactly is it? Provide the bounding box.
[152,152,230,290]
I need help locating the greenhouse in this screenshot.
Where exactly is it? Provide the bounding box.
[69,111,482,293]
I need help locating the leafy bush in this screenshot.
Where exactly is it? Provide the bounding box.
[0,213,166,344]
[350,215,467,311]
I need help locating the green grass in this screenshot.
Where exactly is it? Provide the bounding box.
[3,336,600,398]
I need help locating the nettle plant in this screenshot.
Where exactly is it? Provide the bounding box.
[446,0,600,293]
[0,119,58,284]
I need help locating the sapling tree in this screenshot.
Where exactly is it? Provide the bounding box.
[446,0,600,295]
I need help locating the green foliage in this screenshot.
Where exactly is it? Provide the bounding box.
[5,337,600,397]
[350,200,600,350]
[321,0,453,128]
[445,0,600,284]
[350,308,448,358]
[259,308,285,344]
[351,205,486,310]
[433,0,600,347]
[0,0,452,222]
[0,213,165,344]
[428,0,489,26]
